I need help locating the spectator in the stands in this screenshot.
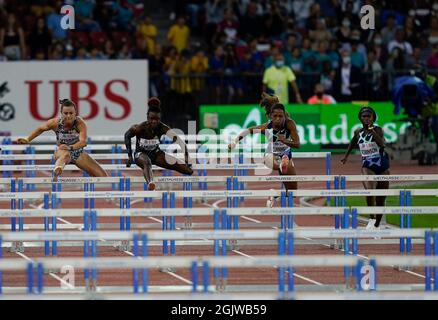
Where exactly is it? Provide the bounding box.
[292,0,314,29]
[148,44,165,97]
[320,60,336,94]
[381,14,398,46]
[264,44,281,69]
[309,19,332,47]
[327,39,341,69]
[335,16,352,46]
[137,15,157,55]
[0,13,26,60]
[333,49,362,101]
[307,83,336,104]
[102,39,117,59]
[190,47,209,91]
[263,1,286,39]
[388,27,413,56]
[263,52,303,104]
[167,16,190,53]
[76,0,101,32]
[111,0,135,31]
[223,44,244,103]
[117,43,132,59]
[239,2,264,41]
[90,46,105,60]
[428,43,438,69]
[289,47,303,74]
[428,15,438,45]
[364,49,383,100]
[316,40,331,72]
[46,1,67,41]
[386,47,405,91]
[404,15,419,47]
[219,8,239,44]
[75,47,90,60]
[209,45,225,104]
[28,16,51,60]
[130,36,148,60]
[306,2,322,31]
[50,41,65,60]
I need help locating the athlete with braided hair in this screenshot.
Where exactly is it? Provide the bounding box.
[15,99,108,181]
[341,106,390,230]
[124,97,193,191]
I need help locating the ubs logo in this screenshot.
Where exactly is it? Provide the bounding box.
[0,82,14,121]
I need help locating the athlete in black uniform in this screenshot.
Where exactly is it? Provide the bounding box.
[124,97,193,190]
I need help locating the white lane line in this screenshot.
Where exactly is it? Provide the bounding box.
[241,216,262,223]
[231,249,324,286]
[167,272,193,285]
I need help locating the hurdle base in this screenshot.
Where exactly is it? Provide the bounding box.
[158,266,176,273]
[117,240,132,252]
[394,265,413,272]
[45,268,60,274]
[215,278,227,292]
[330,239,343,250]
[9,241,25,253]
[183,216,193,230]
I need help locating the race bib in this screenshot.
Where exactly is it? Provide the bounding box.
[139,138,159,150]
[359,142,380,158]
[58,133,79,143]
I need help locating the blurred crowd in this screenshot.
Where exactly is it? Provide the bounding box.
[1,0,438,107]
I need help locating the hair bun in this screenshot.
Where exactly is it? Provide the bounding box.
[148,97,161,108]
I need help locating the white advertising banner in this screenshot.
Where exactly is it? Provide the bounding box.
[0,60,148,136]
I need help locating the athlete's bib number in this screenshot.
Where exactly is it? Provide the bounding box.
[139,138,159,150]
[359,142,380,158]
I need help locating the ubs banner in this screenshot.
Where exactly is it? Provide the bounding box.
[0,60,148,136]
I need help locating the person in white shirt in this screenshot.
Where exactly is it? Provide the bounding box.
[387,28,413,55]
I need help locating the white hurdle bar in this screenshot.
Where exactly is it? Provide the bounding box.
[2,189,436,201]
[0,175,334,185]
[0,152,330,161]
[0,144,332,153]
[0,206,437,218]
[1,174,437,185]
[0,163,273,171]
[0,229,433,242]
[1,254,438,270]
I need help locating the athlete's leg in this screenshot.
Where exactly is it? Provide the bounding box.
[154,151,193,175]
[281,158,297,193]
[53,149,72,178]
[264,153,280,171]
[133,153,155,189]
[375,169,390,227]
[362,167,377,220]
[74,153,108,177]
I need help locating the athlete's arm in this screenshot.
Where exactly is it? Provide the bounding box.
[340,129,360,164]
[16,118,57,144]
[229,123,268,150]
[163,125,191,163]
[369,126,386,148]
[124,125,139,161]
[66,119,88,151]
[278,119,300,149]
